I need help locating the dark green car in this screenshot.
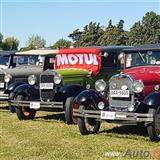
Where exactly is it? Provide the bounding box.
[12,46,131,124]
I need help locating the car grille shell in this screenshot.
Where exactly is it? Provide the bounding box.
[40,71,55,101]
[109,74,135,110]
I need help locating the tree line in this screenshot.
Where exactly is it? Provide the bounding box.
[0,11,159,51]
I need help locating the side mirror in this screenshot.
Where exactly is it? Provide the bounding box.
[147,51,152,55]
[119,52,125,65]
[118,52,125,60]
[103,52,109,58]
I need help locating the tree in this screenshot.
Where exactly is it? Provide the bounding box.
[52,38,72,49]
[68,29,82,47]
[117,20,124,31]
[97,19,128,45]
[128,11,160,45]
[2,37,19,50]
[0,33,3,50]
[108,19,113,28]
[69,22,104,47]
[27,34,46,49]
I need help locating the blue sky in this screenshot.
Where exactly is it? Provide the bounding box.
[0,0,160,48]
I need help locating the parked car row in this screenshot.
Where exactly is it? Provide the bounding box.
[0,44,160,142]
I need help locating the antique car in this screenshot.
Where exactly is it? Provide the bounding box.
[0,50,16,102]
[12,46,130,123]
[73,44,160,142]
[0,50,16,69]
[0,49,57,112]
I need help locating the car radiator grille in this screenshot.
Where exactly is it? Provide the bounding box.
[0,74,4,82]
[109,77,134,110]
[0,74,5,90]
[40,74,55,101]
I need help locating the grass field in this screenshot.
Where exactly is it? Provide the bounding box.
[0,106,160,160]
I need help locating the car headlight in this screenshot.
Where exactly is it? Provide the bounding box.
[133,81,144,93]
[54,74,62,84]
[154,84,160,91]
[95,79,106,92]
[98,101,105,110]
[28,75,37,85]
[4,74,12,83]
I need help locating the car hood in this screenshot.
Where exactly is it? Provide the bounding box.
[0,65,8,69]
[55,68,91,77]
[124,66,160,94]
[3,65,43,77]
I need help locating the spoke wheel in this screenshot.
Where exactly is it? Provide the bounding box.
[155,106,160,138]
[78,104,100,135]
[147,106,160,142]
[15,95,36,120]
[65,97,78,125]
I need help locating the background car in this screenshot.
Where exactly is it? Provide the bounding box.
[0,50,16,69]
[73,43,160,142]
[11,46,131,124]
[0,50,17,103]
[0,49,57,112]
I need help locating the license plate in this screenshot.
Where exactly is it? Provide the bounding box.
[40,83,54,89]
[30,102,40,109]
[101,111,115,120]
[0,83,4,88]
[110,90,130,98]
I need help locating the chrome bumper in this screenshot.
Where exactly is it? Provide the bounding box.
[0,91,9,100]
[73,107,154,123]
[11,100,63,110]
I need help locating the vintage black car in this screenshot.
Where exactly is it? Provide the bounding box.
[11,46,131,123]
[73,44,160,142]
[0,50,17,101]
[0,49,57,112]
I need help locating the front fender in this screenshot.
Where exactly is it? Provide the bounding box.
[143,92,160,109]
[5,82,26,94]
[54,85,85,102]
[73,89,108,110]
[13,84,39,100]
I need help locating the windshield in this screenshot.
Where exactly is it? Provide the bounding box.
[14,55,44,66]
[126,51,160,68]
[0,56,10,66]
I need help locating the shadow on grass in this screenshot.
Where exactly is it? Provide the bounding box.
[35,113,65,122]
[100,125,148,139]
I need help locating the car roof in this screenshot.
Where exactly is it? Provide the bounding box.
[123,43,160,52]
[59,47,101,54]
[86,45,132,52]
[0,50,17,56]
[16,49,58,56]
[59,46,132,54]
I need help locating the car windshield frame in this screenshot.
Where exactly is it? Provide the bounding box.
[125,51,160,68]
[0,55,10,66]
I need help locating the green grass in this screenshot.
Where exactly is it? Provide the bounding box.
[0,106,160,160]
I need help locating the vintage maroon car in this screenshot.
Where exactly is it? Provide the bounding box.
[73,44,160,142]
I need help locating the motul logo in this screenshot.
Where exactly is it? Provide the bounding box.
[56,54,98,66]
